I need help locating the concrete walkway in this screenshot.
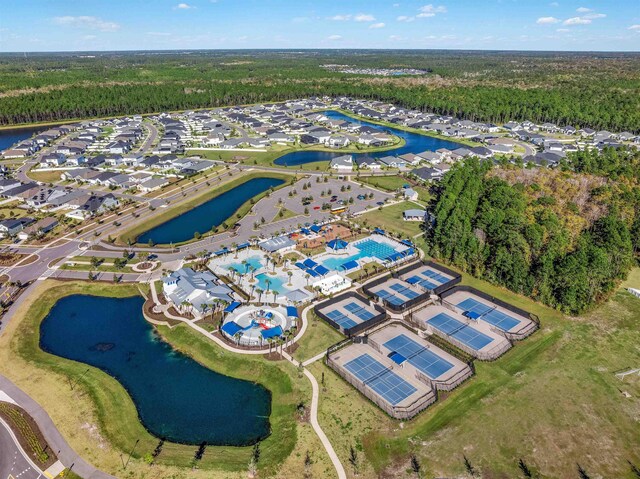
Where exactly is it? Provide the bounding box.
[0,374,116,479]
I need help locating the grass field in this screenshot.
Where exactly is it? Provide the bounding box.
[306,269,640,479]
[0,280,313,478]
[358,175,432,203]
[356,201,424,238]
[117,171,294,245]
[26,169,66,184]
[292,313,344,363]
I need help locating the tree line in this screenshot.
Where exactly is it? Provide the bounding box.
[425,152,639,315]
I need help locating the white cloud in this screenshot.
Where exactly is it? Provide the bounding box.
[175,3,193,9]
[563,11,605,25]
[556,28,570,32]
[327,34,342,41]
[576,7,592,13]
[388,35,403,41]
[549,2,559,6]
[564,16,591,25]
[354,13,376,22]
[369,22,385,29]
[397,15,415,22]
[628,24,640,30]
[330,14,351,21]
[537,16,560,24]
[52,16,120,32]
[418,4,447,15]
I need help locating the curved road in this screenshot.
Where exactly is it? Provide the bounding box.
[0,375,116,479]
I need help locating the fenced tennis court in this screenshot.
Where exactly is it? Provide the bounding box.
[440,286,538,340]
[396,261,461,294]
[315,291,387,336]
[364,277,429,311]
[413,305,512,360]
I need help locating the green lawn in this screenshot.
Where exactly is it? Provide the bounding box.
[356,201,424,238]
[292,313,344,363]
[359,175,432,203]
[310,269,640,479]
[2,280,308,478]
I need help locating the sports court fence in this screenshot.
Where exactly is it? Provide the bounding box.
[440,285,539,341]
[314,291,388,337]
[362,274,431,312]
[326,354,436,419]
[392,260,462,295]
[422,322,512,361]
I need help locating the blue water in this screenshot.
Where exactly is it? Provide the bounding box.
[138,177,284,244]
[225,255,263,274]
[39,295,271,445]
[321,238,402,270]
[255,273,288,293]
[0,125,46,151]
[274,110,462,167]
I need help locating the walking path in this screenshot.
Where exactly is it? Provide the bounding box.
[0,374,116,479]
[148,285,346,478]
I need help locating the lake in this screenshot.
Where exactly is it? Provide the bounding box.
[274,110,462,167]
[39,294,271,445]
[0,125,46,151]
[137,176,285,244]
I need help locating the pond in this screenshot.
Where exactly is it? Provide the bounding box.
[39,295,271,445]
[137,176,285,244]
[274,110,462,167]
[0,125,46,151]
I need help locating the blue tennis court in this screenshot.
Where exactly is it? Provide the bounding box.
[344,353,417,405]
[427,313,494,351]
[389,282,421,300]
[457,298,521,331]
[325,309,358,329]
[344,302,376,321]
[383,334,455,379]
[374,289,405,306]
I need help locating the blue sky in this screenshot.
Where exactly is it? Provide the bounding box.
[1,0,638,52]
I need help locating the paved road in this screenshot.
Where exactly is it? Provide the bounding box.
[0,375,116,479]
[0,418,44,479]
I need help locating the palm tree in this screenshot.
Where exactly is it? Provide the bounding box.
[287,271,293,286]
[270,289,279,304]
[233,331,241,345]
[242,259,249,275]
[305,273,310,286]
[264,278,272,293]
[250,265,256,281]
[256,288,264,304]
[267,337,274,354]
[232,242,238,258]
[229,266,238,281]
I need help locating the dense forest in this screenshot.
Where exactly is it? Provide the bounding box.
[426,149,640,314]
[0,50,639,131]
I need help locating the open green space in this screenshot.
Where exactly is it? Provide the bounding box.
[1,280,308,478]
[117,171,294,246]
[292,314,344,363]
[356,201,425,238]
[359,175,432,203]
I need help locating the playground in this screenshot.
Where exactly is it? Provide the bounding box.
[220,305,297,347]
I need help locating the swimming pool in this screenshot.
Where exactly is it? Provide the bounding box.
[255,273,289,293]
[321,238,402,270]
[225,255,263,275]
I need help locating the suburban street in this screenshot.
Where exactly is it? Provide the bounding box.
[0,419,43,479]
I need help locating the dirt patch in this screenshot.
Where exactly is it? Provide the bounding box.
[296,223,354,250]
[0,253,28,266]
[143,299,182,326]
